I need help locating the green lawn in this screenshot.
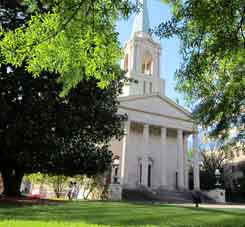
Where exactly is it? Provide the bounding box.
[0,201,245,227]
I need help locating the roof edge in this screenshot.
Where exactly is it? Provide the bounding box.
[118,93,193,119]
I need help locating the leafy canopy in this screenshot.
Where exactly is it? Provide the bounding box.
[0,3,128,196]
[0,64,127,196]
[156,0,245,149]
[0,0,135,96]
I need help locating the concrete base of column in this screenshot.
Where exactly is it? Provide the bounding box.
[158,185,169,190]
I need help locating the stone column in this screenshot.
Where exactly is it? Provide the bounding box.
[120,120,130,186]
[156,50,160,77]
[130,42,136,72]
[183,134,189,190]
[142,124,149,187]
[193,133,200,190]
[160,127,167,187]
[177,130,185,189]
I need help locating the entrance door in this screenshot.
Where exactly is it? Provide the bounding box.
[139,163,142,184]
[147,164,152,187]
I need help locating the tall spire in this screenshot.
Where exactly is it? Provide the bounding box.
[131,0,150,37]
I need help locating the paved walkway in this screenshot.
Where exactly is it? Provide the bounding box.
[176,203,245,209]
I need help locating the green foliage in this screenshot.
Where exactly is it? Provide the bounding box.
[0,5,127,196]
[23,173,46,184]
[0,0,135,96]
[0,65,126,196]
[47,175,69,198]
[237,162,245,196]
[74,174,109,200]
[23,173,108,199]
[200,151,225,190]
[156,0,245,149]
[23,173,70,198]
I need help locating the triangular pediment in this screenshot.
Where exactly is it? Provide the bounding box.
[118,94,194,122]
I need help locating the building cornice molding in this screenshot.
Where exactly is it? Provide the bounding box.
[118,93,193,119]
[119,104,195,124]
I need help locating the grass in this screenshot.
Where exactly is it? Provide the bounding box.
[0,201,245,227]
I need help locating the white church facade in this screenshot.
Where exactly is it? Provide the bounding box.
[110,0,200,193]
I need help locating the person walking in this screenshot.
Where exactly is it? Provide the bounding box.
[68,181,74,200]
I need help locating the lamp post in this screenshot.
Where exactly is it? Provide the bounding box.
[215,169,221,188]
[112,158,120,184]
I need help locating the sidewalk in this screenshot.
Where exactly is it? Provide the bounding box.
[176,203,245,209]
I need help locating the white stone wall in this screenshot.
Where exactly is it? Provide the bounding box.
[166,137,178,189]
[125,131,143,188]
[108,184,122,201]
[110,128,180,190]
[148,135,162,188]
[110,138,123,158]
[202,189,226,203]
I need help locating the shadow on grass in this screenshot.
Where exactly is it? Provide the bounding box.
[0,201,245,226]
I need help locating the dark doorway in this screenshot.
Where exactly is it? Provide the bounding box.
[147,164,152,187]
[139,163,142,184]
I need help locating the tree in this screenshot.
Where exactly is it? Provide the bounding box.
[155,0,245,149]
[0,0,135,96]
[0,65,126,196]
[0,0,21,9]
[236,161,245,196]
[74,174,108,200]
[0,0,127,197]
[47,175,69,198]
[200,151,226,190]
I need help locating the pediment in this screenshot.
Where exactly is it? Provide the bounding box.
[118,94,194,122]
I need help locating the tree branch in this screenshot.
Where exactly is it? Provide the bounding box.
[30,1,85,47]
[238,6,245,47]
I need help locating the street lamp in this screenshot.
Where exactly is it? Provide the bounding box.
[215,169,221,188]
[112,158,120,184]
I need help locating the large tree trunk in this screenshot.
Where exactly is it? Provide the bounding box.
[1,168,24,197]
[1,0,21,9]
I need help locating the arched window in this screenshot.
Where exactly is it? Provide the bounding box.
[137,159,143,185]
[141,51,153,75]
[124,54,129,72]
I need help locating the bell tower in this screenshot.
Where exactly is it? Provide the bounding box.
[121,0,165,97]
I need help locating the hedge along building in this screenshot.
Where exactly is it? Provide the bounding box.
[110,0,200,193]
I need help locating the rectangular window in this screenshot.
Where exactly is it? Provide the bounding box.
[142,64,145,73]
[139,164,142,184]
[149,125,161,137]
[143,81,146,94]
[149,82,152,93]
[130,122,144,134]
[147,165,151,187]
[147,62,151,71]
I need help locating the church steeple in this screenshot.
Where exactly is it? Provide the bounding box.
[121,0,165,97]
[131,0,150,37]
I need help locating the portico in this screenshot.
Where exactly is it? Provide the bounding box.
[110,94,200,191]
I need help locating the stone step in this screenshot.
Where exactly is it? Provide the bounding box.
[122,188,193,204]
[154,189,193,200]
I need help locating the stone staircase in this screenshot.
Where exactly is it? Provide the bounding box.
[122,187,216,204]
[154,188,193,203]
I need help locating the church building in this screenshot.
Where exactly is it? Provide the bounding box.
[110,0,200,193]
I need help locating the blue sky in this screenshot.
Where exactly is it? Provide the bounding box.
[116,0,185,107]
